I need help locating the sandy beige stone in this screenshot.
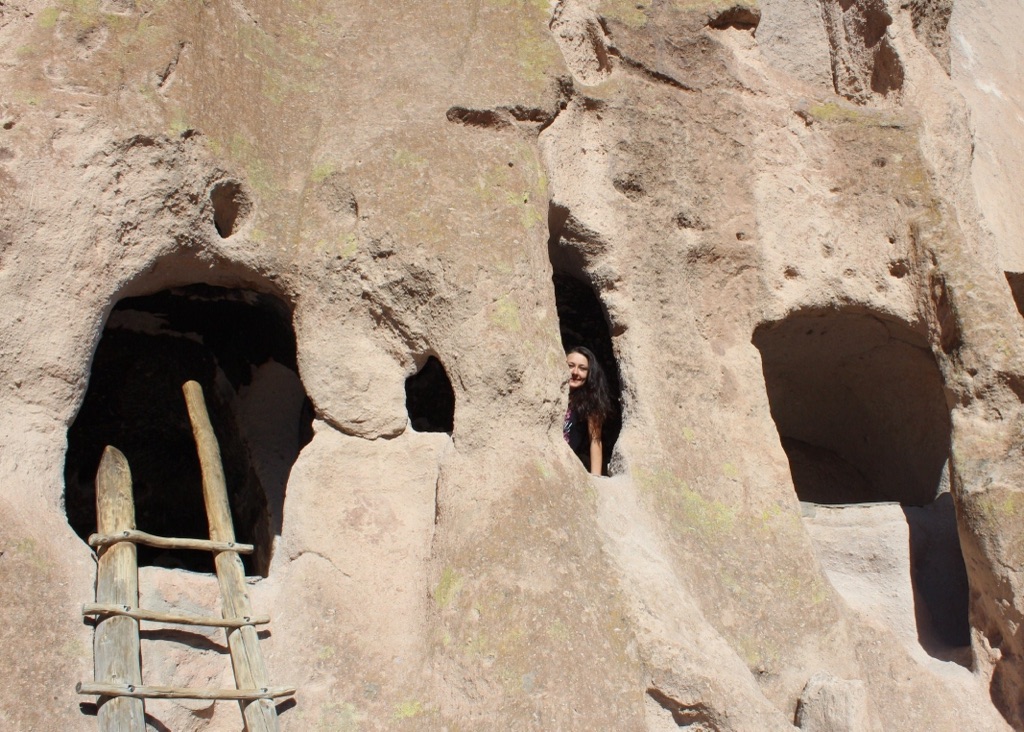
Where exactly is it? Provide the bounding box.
[2,0,1024,729]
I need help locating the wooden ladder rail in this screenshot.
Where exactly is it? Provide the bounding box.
[182,379,281,732]
[91,446,145,732]
[79,381,292,731]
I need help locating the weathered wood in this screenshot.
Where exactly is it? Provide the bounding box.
[88,529,255,555]
[183,380,280,732]
[93,446,145,732]
[78,681,295,701]
[83,603,270,628]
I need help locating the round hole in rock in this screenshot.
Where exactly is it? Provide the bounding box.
[64,284,313,576]
[405,356,455,433]
[210,179,250,238]
[752,309,950,506]
[551,273,623,474]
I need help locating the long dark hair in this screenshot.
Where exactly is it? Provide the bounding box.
[567,346,613,426]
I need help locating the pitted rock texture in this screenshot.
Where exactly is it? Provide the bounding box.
[1,0,1024,730]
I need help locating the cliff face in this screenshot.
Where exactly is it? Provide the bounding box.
[1,0,1023,729]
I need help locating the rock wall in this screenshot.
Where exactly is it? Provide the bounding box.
[1,0,1023,729]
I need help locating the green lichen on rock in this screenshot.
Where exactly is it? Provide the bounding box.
[636,467,737,538]
[471,148,547,232]
[434,566,464,608]
[37,7,61,29]
[802,100,904,128]
[393,699,424,719]
[600,0,650,28]
[392,148,429,170]
[736,631,780,670]
[482,0,560,88]
[166,107,190,137]
[310,160,336,184]
[206,133,275,196]
[491,295,523,332]
[235,8,326,104]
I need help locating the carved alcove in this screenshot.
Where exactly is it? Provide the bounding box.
[754,309,969,660]
[64,284,313,576]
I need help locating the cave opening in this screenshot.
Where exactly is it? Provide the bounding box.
[547,205,624,475]
[549,271,623,475]
[210,180,250,238]
[1004,272,1024,318]
[405,356,455,433]
[753,308,969,657]
[64,284,313,576]
[752,310,951,505]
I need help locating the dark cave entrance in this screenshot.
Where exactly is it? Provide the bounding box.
[753,310,950,506]
[550,273,623,475]
[1004,272,1024,318]
[210,179,251,239]
[547,204,624,476]
[64,284,313,576]
[753,309,969,653]
[405,356,455,433]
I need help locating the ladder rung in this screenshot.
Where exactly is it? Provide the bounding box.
[83,603,269,628]
[88,529,254,555]
[76,681,295,701]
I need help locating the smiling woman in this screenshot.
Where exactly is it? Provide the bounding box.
[549,271,623,475]
[563,345,613,475]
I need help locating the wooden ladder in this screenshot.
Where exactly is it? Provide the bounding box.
[76,380,294,732]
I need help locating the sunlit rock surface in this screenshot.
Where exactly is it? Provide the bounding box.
[1,0,1023,729]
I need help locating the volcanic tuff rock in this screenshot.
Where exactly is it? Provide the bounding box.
[1,0,1023,729]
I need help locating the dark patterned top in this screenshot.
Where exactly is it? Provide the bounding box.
[563,405,589,466]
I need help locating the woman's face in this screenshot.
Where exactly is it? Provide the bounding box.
[566,352,590,391]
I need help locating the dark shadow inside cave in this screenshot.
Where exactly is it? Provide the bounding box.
[754,308,969,661]
[752,310,950,505]
[64,284,313,576]
[548,207,623,475]
[904,494,971,652]
[1004,271,1024,318]
[405,356,455,433]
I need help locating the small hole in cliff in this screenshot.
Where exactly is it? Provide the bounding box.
[405,356,455,434]
[1004,272,1024,318]
[64,284,313,576]
[445,107,510,130]
[613,174,645,201]
[889,259,909,278]
[930,272,961,354]
[707,5,761,31]
[210,180,251,238]
[551,273,623,475]
[871,39,904,96]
